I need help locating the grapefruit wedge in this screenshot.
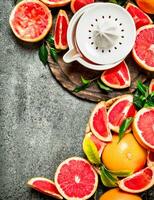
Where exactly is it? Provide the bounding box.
[147,151,154,167]
[118,167,154,193]
[40,0,71,8]
[27,177,63,199]
[71,0,94,13]
[9,0,52,42]
[133,107,154,151]
[55,157,98,200]
[126,3,153,29]
[101,62,131,89]
[89,101,112,142]
[108,95,136,133]
[54,10,69,50]
[132,25,154,71]
[149,79,154,93]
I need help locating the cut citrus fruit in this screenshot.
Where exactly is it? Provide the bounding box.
[126,3,153,29]
[102,134,147,173]
[136,0,154,14]
[40,0,71,8]
[133,107,154,151]
[89,101,112,142]
[27,177,63,199]
[99,188,142,200]
[54,9,69,50]
[70,0,94,13]
[149,79,154,93]
[132,25,154,71]
[85,122,91,134]
[55,157,98,200]
[85,132,106,156]
[118,166,154,193]
[147,151,154,167]
[107,95,136,133]
[9,0,52,42]
[101,61,131,89]
[105,95,124,110]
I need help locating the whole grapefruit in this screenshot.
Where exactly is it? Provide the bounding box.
[136,0,154,14]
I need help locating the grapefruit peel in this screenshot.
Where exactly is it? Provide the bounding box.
[40,0,71,8]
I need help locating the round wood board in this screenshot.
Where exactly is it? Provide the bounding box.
[48,2,154,102]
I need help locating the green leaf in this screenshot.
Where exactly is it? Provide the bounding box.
[39,43,48,65]
[81,76,90,85]
[97,80,113,92]
[109,170,132,177]
[109,0,118,4]
[117,0,128,6]
[46,35,55,47]
[137,80,148,97]
[119,117,133,141]
[73,83,90,93]
[83,137,101,165]
[144,92,154,107]
[50,48,58,63]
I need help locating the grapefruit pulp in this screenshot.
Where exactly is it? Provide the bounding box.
[9,0,52,42]
[55,157,98,200]
[147,151,154,167]
[71,0,94,13]
[40,0,71,8]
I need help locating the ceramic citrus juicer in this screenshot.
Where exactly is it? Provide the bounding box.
[63,3,136,70]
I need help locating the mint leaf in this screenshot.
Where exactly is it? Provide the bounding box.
[50,48,58,63]
[81,76,90,85]
[39,43,48,65]
[46,35,55,47]
[97,80,113,92]
[119,117,133,141]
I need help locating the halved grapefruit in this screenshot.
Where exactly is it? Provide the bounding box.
[54,157,98,200]
[118,167,154,193]
[107,95,136,133]
[85,122,91,134]
[149,79,154,93]
[9,0,52,42]
[27,177,63,199]
[40,0,71,8]
[126,3,153,29]
[70,0,94,13]
[132,25,154,71]
[89,101,112,142]
[54,9,69,50]
[105,95,124,110]
[133,107,154,151]
[147,151,154,167]
[101,62,131,89]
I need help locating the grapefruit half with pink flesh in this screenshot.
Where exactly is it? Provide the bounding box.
[118,167,154,193]
[149,79,154,93]
[70,0,94,13]
[9,0,52,42]
[132,25,154,71]
[107,95,136,133]
[40,0,71,8]
[54,9,69,50]
[126,3,153,29]
[27,177,63,199]
[147,151,154,167]
[54,157,98,200]
[89,101,112,142]
[133,107,154,151]
[101,61,131,89]
[85,132,106,156]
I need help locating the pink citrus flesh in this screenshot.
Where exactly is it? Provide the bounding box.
[149,79,154,93]
[147,151,154,167]
[71,0,94,13]
[55,157,98,200]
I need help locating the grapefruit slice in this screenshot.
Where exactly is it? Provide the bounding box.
[147,151,154,167]
[133,107,154,151]
[101,61,131,89]
[118,167,154,193]
[132,25,154,71]
[40,0,71,8]
[54,157,98,200]
[126,3,153,29]
[54,10,69,50]
[9,0,52,42]
[89,101,112,142]
[149,79,154,93]
[70,0,94,13]
[108,95,136,133]
[27,177,63,199]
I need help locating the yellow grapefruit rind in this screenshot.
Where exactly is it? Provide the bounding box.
[54,157,98,200]
[132,25,154,72]
[27,177,63,199]
[118,167,154,193]
[136,0,154,14]
[40,0,71,8]
[54,9,69,50]
[149,79,154,94]
[89,101,112,142]
[9,0,52,43]
[107,95,134,133]
[101,61,131,89]
[133,107,154,151]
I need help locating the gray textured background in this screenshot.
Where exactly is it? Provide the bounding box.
[0,1,153,200]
